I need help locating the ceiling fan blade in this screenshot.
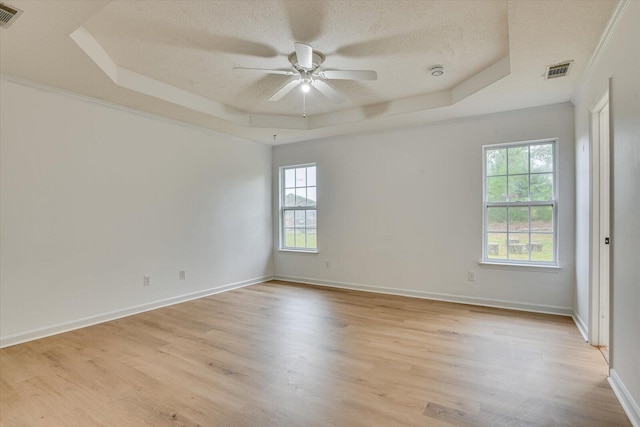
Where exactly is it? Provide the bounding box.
[311,80,346,104]
[318,70,378,81]
[294,42,313,69]
[269,79,301,101]
[233,67,295,76]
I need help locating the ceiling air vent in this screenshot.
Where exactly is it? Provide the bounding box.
[545,61,573,79]
[0,2,22,29]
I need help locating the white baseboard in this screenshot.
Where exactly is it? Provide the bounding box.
[572,312,589,342]
[0,275,272,349]
[2,274,574,348]
[273,275,572,316]
[609,369,640,427]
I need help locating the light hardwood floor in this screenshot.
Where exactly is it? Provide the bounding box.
[0,280,630,426]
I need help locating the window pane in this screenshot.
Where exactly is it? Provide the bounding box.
[306,210,317,227]
[285,168,295,188]
[530,234,553,261]
[295,188,307,205]
[306,229,317,249]
[284,228,295,247]
[295,229,306,247]
[307,166,316,186]
[284,189,296,207]
[508,206,529,232]
[508,146,529,174]
[486,149,506,176]
[531,206,553,232]
[508,233,530,261]
[508,175,529,201]
[487,207,507,232]
[284,210,294,227]
[486,176,507,202]
[281,164,317,251]
[530,173,553,201]
[487,233,506,259]
[530,144,553,173]
[306,187,317,205]
[483,142,555,265]
[295,168,306,187]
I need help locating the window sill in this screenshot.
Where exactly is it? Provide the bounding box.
[278,248,319,254]
[478,261,561,272]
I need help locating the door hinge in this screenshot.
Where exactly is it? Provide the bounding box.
[605,237,610,245]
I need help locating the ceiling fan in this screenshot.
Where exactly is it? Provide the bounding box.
[233,42,377,104]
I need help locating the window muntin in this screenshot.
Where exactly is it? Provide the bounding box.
[281,164,317,251]
[483,140,557,265]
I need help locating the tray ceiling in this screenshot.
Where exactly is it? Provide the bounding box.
[0,0,618,144]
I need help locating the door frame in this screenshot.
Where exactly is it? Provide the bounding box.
[588,88,611,349]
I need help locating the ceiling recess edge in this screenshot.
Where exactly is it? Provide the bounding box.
[70,26,511,132]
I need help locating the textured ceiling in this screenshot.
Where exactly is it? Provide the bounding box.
[0,0,618,144]
[84,0,508,116]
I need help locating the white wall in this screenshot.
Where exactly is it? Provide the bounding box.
[273,103,575,314]
[0,78,273,346]
[574,1,640,422]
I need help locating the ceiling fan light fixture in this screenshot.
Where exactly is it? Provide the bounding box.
[301,80,311,93]
[429,65,445,77]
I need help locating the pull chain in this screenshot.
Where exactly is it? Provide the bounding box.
[302,92,307,118]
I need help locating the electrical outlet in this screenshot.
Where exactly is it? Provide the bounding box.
[179,270,186,280]
[143,275,151,286]
[467,271,476,282]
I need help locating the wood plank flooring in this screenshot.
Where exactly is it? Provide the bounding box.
[0,280,631,426]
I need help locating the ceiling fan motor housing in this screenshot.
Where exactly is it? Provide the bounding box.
[288,50,326,72]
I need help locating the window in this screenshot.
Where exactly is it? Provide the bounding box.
[280,164,317,251]
[483,140,557,265]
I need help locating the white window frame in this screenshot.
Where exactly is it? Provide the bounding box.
[482,138,558,266]
[279,163,318,253]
